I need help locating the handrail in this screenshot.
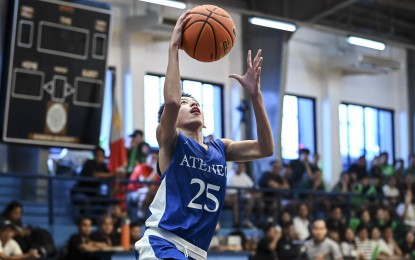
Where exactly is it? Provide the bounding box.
[0,172,391,226]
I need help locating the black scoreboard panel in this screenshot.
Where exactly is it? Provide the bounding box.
[2,0,111,149]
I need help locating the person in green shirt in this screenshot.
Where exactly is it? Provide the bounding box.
[127,129,150,174]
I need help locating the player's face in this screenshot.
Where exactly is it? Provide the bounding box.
[177,97,204,129]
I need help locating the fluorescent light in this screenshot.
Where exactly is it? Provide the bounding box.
[138,0,186,9]
[346,36,385,50]
[248,17,296,32]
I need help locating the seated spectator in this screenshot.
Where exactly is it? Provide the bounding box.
[348,156,368,180]
[255,223,281,260]
[340,227,358,258]
[303,219,343,260]
[276,210,293,230]
[0,219,40,260]
[301,169,325,192]
[382,226,402,257]
[129,221,142,250]
[370,226,393,257]
[225,162,259,228]
[404,154,415,178]
[355,224,374,260]
[380,152,394,179]
[258,160,289,222]
[369,156,383,179]
[126,129,150,174]
[326,205,347,241]
[90,216,120,248]
[127,149,160,220]
[0,201,31,253]
[65,217,102,260]
[332,172,353,193]
[396,190,415,229]
[289,148,312,188]
[276,221,301,259]
[382,176,400,206]
[293,203,310,241]
[374,208,391,230]
[401,231,415,258]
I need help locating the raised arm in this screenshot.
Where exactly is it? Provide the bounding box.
[222,49,274,161]
[156,11,191,173]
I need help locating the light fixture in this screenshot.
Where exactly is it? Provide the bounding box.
[248,17,296,32]
[346,36,386,50]
[138,0,186,9]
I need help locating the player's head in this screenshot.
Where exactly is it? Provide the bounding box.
[158,92,204,129]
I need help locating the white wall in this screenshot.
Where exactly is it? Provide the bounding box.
[286,27,409,188]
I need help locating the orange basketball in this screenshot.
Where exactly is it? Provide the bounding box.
[181,5,236,62]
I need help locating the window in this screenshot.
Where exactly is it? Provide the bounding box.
[281,95,316,160]
[144,74,224,147]
[99,69,113,156]
[339,103,394,168]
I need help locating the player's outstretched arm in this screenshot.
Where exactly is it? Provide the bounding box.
[157,11,191,173]
[223,49,274,161]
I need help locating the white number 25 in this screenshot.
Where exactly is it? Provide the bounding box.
[187,178,220,212]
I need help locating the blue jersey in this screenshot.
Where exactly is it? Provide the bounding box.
[145,132,227,251]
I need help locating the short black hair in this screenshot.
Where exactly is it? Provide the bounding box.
[94,146,105,156]
[157,92,197,123]
[299,148,310,155]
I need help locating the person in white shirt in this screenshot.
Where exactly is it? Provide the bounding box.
[396,190,415,229]
[293,203,310,240]
[225,162,259,227]
[0,219,40,260]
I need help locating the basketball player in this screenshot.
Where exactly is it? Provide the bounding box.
[135,10,274,259]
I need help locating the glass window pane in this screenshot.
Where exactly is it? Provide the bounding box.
[298,98,315,154]
[281,95,299,159]
[347,105,364,159]
[339,104,349,166]
[379,110,393,164]
[364,107,379,163]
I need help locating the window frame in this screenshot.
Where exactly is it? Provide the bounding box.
[339,102,395,168]
[282,93,317,159]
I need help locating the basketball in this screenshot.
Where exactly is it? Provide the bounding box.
[181,5,236,62]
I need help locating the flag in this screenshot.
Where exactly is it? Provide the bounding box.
[108,67,127,173]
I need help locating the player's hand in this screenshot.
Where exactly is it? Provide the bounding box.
[229,49,263,96]
[171,10,192,49]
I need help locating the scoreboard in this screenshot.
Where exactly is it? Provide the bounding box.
[2,0,111,149]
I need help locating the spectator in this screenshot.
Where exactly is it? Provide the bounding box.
[303,219,343,260]
[255,223,281,260]
[396,190,415,229]
[348,156,368,180]
[379,152,394,178]
[293,203,310,241]
[72,147,113,198]
[225,162,258,228]
[369,156,383,179]
[382,226,402,257]
[374,208,391,230]
[355,224,374,260]
[0,219,40,260]
[289,148,313,188]
[276,221,301,260]
[126,129,150,174]
[127,149,160,220]
[326,206,347,241]
[107,204,127,233]
[370,226,392,257]
[0,201,31,253]
[340,227,358,258]
[382,176,400,206]
[393,158,405,187]
[401,231,415,258]
[65,217,102,260]
[332,173,352,193]
[404,154,415,178]
[129,221,142,250]
[90,216,120,248]
[258,160,289,222]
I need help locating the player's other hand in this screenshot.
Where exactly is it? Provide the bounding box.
[229,49,263,96]
[171,10,192,49]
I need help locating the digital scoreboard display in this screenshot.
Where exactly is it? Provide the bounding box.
[2,0,111,149]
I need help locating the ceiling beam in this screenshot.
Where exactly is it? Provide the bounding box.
[307,0,360,23]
